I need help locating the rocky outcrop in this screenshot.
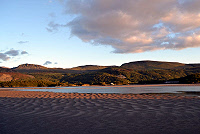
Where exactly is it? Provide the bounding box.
[14,64,47,70]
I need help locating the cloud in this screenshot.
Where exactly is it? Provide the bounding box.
[43,61,53,65]
[0,49,29,62]
[21,51,28,55]
[46,21,67,32]
[53,0,200,53]
[18,41,29,44]
[49,13,56,18]
[46,27,53,32]
[5,49,19,56]
[0,53,10,61]
[43,61,58,66]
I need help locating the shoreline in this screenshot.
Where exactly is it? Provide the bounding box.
[0,83,200,90]
[0,90,199,99]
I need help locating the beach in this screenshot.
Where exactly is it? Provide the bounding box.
[0,90,200,134]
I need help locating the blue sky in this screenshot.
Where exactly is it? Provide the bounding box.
[1,0,200,68]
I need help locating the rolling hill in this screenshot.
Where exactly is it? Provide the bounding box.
[0,67,14,73]
[0,60,200,86]
[70,65,108,71]
[121,60,186,70]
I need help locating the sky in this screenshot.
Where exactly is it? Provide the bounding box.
[1,0,200,68]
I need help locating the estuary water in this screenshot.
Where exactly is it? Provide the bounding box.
[9,84,200,94]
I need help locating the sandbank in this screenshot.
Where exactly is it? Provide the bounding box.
[0,90,200,134]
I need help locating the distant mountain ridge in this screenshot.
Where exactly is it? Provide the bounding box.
[121,60,200,70]
[0,60,200,85]
[11,64,110,73]
[0,60,200,73]
[70,65,109,71]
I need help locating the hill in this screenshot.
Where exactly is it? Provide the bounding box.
[0,72,34,82]
[13,64,107,73]
[14,64,48,70]
[0,60,200,87]
[187,64,200,68]
[13,64,72,73]
[121,60,188,70]
[0,67,13,73]
[70,65,108,71]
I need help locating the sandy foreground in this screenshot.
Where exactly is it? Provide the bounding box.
[0,90,200,134]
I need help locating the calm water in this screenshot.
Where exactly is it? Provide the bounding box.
[11,84,200,94]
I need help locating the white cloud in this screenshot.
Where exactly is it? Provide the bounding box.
[53,0,200,53]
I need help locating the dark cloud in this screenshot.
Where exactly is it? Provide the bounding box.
[54,0,200,53]
[0,53,10,61]
[54,62,58,64]
[18,41,29,44]
[21,51,28,55]
[5,49,19,56]
[43,61,52,65]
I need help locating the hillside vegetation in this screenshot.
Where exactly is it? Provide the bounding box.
[70,65,108,71]
[121,60,197,70]
[0,60,200,87]
[0,72,34,82]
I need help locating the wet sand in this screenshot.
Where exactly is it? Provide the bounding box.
[0,90,200,134]
[1,83,200,90]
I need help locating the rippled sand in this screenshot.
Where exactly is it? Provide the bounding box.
[0,91,200,134]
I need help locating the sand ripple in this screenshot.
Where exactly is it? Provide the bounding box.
[0,91,200,134]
